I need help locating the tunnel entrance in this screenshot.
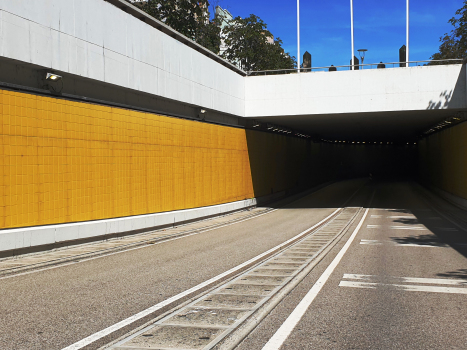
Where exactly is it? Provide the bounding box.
[244,110,467,203]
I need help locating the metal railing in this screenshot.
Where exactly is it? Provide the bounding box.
[247,59,464,76]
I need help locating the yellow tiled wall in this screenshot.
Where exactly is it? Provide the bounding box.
[418,122,467,200]
[0,89,256,229]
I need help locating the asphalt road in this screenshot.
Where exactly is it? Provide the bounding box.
[0,179,366,350]
[236,181,467,350]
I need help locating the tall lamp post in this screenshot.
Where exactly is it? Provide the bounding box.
[297,0,300,73]
[350,0,354,70]
[406,0,409,66]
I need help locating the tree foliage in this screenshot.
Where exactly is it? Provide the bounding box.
[133,1,295,71]
[431,1,467,62]
[140,0,220,54]
[221,14,296,72]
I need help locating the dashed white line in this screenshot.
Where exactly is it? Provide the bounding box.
[343,274,467,286]
[360,239,382,245]
[390,226,427,230]
[339,281,467,294]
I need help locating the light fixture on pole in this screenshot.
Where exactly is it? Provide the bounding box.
[357,49,368,68]
[350,0,354,70]
[297,0,300,73]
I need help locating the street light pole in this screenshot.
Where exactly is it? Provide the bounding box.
[350,0,354,70]
[297,0,300,73]
[406,0,409,67]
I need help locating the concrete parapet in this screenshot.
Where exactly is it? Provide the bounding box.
[0,198,256,255]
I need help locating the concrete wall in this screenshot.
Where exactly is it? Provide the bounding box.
[0,89,253,230]
[1,0,464,121]
[245,65,466,117]
[418,122,467,201]
[0,89,322,253]
[0,0,245,117]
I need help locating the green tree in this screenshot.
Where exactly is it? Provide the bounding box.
[221,14,296,72]
[431,1,467,63]
[139,0,221,54]
[195,13,222,54]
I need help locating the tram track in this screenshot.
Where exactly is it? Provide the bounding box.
[100,207,364,350]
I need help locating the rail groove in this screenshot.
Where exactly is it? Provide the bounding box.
[107,207,362,350]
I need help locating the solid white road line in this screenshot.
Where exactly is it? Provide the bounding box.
[387,215,416,219]
[61,209,342,350]
[367,225,381,228]
[343,274,467,286]
[339,281,467,294]
[261,207,371,350]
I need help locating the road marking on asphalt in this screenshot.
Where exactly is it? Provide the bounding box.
[343,274,467,285]
[360,239,467,248]
[367,224,381,228]
[390,226,427,230]
[370,215,383,218]
[60,208,343,350]
[388,215,416,219]
[360,239,442,247]
[360,239,382,245]
[340,274,467,294]
[261,203,372,350]
[339,281,467,294]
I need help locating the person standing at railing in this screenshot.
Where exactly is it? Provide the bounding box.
[377,62,386,69]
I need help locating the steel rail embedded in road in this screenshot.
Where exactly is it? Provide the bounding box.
[60,183,366,350]
[0,208,275,280]
[102,208,363,350]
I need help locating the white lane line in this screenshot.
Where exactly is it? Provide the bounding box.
[390,226,427,230]
[0,208,280,281]
[339,281,467,294]
[367,225,381,228]
[391,243,442,248]
[359,239,447,248]
[370,215,382,218]
[261,207,371,350]
[387,215,416,219]
[61,209,342,350]
[343,274,467,286]
[360,239,382,245]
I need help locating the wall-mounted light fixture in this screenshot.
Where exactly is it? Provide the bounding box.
[197,108,207,120]
[46,73,62,81]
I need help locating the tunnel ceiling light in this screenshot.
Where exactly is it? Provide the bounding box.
[46,73,62,81]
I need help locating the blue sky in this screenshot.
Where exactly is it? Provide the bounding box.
[212,0,463,67]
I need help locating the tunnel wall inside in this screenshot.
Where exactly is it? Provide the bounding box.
[0,89,326,232]
[418,122,467,201]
